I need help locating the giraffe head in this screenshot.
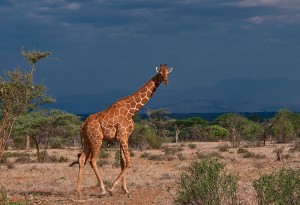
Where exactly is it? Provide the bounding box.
[156,64,173,85]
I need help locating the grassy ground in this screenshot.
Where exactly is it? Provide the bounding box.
[0,141,300,205]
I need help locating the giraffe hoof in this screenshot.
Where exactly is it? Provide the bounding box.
[100,191,106,196]
[122,188,129,194]
[107,188,113,196]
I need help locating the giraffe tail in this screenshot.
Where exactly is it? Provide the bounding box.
[69,153,81,167]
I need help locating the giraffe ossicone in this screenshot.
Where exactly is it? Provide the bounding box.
[70,64,173,198]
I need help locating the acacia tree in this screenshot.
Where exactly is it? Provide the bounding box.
[270,109,300,143]
[146,108,171,138]
[216,113,262,147]
[0,49,53,160]
[12,110,81,161]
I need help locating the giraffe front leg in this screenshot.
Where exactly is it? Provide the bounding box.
[120,148,129,194]
[107,139,131,196]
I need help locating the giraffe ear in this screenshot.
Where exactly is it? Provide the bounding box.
[167,67,173,74]
[156,67,160,73]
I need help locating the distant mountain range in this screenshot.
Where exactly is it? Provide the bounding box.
[51,77,300,114]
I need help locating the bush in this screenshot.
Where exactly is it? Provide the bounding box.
[15,156,31,163]
[219,144,230,152]
[99,149,110,158]
[59,156,68,163]
[129,121,163,149]
[176,157,239,205]
[188,143,196,149]
[237,148,266,159]
[253,167,300,205]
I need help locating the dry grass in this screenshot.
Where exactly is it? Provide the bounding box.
[0,142,299,205]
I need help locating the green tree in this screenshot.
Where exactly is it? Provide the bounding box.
[0,49,53,160]
[12,110,81,161]
[172,117,209,141]
[129,120,162,149]
[270,109,300,143]
[216,113,262,147]
[146,108,171,138]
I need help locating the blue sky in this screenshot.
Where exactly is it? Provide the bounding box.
[0,0,300,97]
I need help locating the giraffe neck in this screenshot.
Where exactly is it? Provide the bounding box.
[122,74,162,115]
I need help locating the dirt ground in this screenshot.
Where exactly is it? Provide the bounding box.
[0,142,299,205]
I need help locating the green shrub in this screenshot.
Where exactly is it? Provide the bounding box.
[253,167,300,205]
[188,143,196,149]
[177,153,186,161]
[219,144,230,152]
[140,152,150,158]
[146,134,164,149]
[114,150,121,167]
[6,162,15,170]
[162,146,183,156]
[99,149,110,158]
[97,159,110,167]
[237,148,248,154]
[176,158,239,205]
[59,156,68,163]
[237,148,266,159]
[3,152,30,158]
[15,156,31,163]
[147,154,163,161]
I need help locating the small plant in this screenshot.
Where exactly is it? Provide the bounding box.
[140,152,150,158]
[15,156,31,163]
[196,151,206,159]
[237,148,248,154]
[148,154,163,161]
[6,162,15,169]
[97,159,110,167]
[208,151,224,159]
[253,167,300,205]
[99,149,110,158]
[176,157,239,205]
[273,147,284,161]
[177,153,186,161]
[114,150,121,167]
[59,156,68,163]
[237,148,266,159]
[162,146,183,156]
[159,173,172,180]
[188,143,197,149]
[219,144,230,152]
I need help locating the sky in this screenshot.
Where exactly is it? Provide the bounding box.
[0,0,300,98]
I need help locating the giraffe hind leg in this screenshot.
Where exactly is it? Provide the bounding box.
[89,145,106,196]
[107,139,131,196]
[76,152,87,198]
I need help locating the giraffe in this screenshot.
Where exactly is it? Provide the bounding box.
[70,64,173,198]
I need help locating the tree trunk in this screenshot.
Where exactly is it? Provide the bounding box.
[175,129,180,143]
[0,120,15,161]
[0,138,5,160]
[26,135,30,150]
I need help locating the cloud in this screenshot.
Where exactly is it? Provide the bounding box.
[66,3,80,11]
[225,0,300,10]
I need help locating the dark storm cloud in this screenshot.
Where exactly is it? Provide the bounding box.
[0,0,299,96]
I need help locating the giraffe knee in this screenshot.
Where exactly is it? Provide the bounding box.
[126,158,132,168]
[79,154,86,168]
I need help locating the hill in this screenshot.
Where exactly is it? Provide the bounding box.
[52,77,300,114]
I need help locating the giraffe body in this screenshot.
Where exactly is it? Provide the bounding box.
[72,64,173,197]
